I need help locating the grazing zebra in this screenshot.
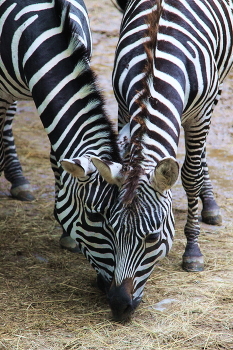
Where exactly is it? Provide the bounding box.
[2,102,35,201]
[0,0,123,315]
[0,0,93,203]
[92,0,233,320]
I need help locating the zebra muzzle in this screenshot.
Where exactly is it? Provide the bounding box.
[107,278,140,322]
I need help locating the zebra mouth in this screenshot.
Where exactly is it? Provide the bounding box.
[109,296,142,322]
[107,278,142,322]
[97,274,142,321]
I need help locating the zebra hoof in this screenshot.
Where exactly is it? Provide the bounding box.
[201,197,222,225]
[59,236,80,253]
[10,184,35,201]
[182,255,204,272]
[201,210,222,226]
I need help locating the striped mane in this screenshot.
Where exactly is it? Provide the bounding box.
[123,0,163,205]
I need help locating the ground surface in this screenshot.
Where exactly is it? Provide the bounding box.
[0,1,233,349]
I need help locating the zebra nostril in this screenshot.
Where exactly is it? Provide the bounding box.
[110,297,134,322]
[108,277,135,321]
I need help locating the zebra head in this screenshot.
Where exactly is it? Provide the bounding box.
[92,128,179,321]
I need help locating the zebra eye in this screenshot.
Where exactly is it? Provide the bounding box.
[145,232,160,244]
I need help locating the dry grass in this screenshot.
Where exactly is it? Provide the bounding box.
[1,1,233,349]
[1,204,233,350]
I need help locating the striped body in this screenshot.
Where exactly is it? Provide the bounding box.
[0,0,121,304]
[92,0,233,320]
[1,0,92,199]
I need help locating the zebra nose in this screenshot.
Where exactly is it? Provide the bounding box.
[108,278,134,322]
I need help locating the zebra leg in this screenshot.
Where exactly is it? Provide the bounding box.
[3,102,35,201]
[199,147,222,225]
[181,129,207,272]
[50,149,80,253]
[0,109,5,175]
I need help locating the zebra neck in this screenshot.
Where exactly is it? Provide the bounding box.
[28,52,119,163]
[2,0,120,164]
[126,98,180,171]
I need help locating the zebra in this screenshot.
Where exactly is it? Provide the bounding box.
[0,0,93,204]
[0,0,124,315]
[92,0,233,320]
[2,102,35,201]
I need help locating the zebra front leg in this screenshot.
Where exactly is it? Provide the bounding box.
[199,147,222,225]
[50,149,80,253]
[3,102,35,201]
[182,195,204,271]
[181,137,205,272]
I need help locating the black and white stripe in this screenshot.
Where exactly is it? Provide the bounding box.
[92,0,233,320]
[2,0,232,322]
[0,0,123,313]
[2,102,35,201]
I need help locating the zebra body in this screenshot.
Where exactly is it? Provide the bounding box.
[92,0,233,320]
[1,0,92,201]
[0,0,123,315]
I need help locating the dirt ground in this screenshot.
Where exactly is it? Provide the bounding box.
[1,1,233,349]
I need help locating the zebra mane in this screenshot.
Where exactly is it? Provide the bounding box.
[54,0,121,162]
[123,0,163,205]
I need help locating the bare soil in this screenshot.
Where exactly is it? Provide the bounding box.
[0,1,233,349]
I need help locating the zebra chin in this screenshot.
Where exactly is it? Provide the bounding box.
[97,275,141,322]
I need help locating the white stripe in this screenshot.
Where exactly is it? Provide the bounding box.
[36,60,86,117]
[14,1,55,21]
[23,26,63,68]
[0,3,16,36]
[155,49,190,109]
[11,15,38,89]
[144,117,178,155]
[69,13,88,48]
[28,42,80,91]
[146,104,179,137]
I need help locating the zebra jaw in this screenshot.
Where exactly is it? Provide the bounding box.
[61,157,95,177]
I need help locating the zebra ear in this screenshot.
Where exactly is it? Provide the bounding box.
[152,157,179,192]
[61,157,95,177]
[91,157,123,186]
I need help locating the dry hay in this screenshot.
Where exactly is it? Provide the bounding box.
[1,191,233,350]
[1,0,233,348]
